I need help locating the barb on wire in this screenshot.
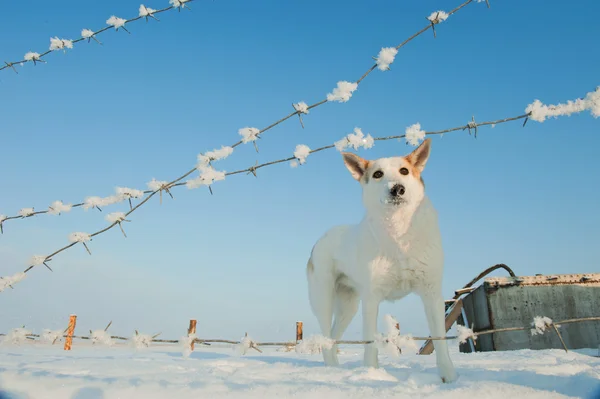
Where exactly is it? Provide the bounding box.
[0,0,488,234]
[0,0,197,73]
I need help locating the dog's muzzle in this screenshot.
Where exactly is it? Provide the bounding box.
[390,184,405,198]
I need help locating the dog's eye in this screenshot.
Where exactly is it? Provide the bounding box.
[400,167,409,176]
[372,170,384,179]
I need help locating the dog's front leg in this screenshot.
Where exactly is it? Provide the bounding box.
[421,292,458,383]
[361,296,380,368]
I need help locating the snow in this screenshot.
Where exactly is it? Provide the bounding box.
[405,123,426,146]
[455,325,477,345]
[68,232,91,243]
[116,187,144,199]
[186,166,226,189]
[0,272,26,293]
[427,11,449,24]
[18,208,34,217]
[375,315,419,357]
[525,87,600,122]
[24,52,41,61]
[89,330,114,346]
[334,128,375,151]
[239,127,260,143]
[132,332,154,349]
[327,81,358,103]
[106,16,127,30]
[29,255,47,266]
[375,47,398,71]
[170,0,191,8]
[197,146,234,166]
[139,5,157,17]
[0,343,598,398]
[531,316,554,336]
[81,29,94,39]
[40,329,64,345]
[49,37,73,51]
[295,334,334,354]
[106,212,126,224]
[147,178,169,191]
[0,328,31,345]
[293,144,311,166]
[293,102,309,114]
[48,200,73,215]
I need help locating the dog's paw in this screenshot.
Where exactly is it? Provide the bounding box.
[440,368,458,384]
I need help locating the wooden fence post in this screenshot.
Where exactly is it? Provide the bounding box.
[188,319,197,351]
[296,321,303,343]
[64,314,77,351]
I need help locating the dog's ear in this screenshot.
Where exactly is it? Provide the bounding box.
[342,152,369,181]
[406,138,431,172]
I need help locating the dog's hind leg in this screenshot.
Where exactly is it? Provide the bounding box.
[307,258,338,366]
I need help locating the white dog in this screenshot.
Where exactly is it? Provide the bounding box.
[306,138,457,383]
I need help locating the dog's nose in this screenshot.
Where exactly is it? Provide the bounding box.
[390,184,405,197]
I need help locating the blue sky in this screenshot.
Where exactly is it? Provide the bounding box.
[0,0,599,344]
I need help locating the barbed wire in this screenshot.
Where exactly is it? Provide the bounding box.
[0,0,486,231]
[2,316,598,355]
[0,109,532,293]
[0,0,196,73]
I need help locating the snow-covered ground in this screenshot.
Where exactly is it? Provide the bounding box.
[0,342,599,399]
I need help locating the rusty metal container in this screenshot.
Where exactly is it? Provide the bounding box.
[457,273,600,353]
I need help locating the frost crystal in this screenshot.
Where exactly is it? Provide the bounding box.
[427,11,449,24]
[68,232,91,243]
[19,208,35,217]
[376,47,398,71]
[2,327,32,345]
[530,316,553,336]
[293,144,311,165]
[239,127,260,143]
[235,334,257,356]
[405,123,426,146]
[49,37,73,51]
[147,178,169,191]
[106,212,126,224]
[116,187,144,199]
[525,87,600,122]
[186,166,226,189]
[327,81,358,103]
[139,5,157,17]
[0,272,26,293]
[132,332,153,349]
[170,0,191,8]
[197,146,234,166]
[81,29,94,39]
[41,329,64,344]
[295,335,335,354]
[24,52,41,62]
[90,330,114,346]
[456,325,477,344]
[375,314,418,357]
[334,127,375,151]
[106,16,127,30]
[293,102,309,114]
[180,333,196,358]
[48,200,72,215]
[30,255,47,266]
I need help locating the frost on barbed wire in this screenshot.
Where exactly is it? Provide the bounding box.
[293,102,309,114]
[179,333,196,358]
[375,315,418,357]
[295,335,335,355]
[48,200,72,215]
[427,11,449,24]
[530,316,553,336]
[291,144,311,168]
[147,178,169,191]
[139,5,157,17]
[30,255,48,266]
[24,52,41,63]
[83,195,120,211]
[116,187,144,200]
[334,127,375,151]
[106,16,127,31]
[1,327,32,345]
[186,166,226,189]
[327,81,358,103]
[0,273,26,293]
[69,232,91,243]
[49,37,73,51]
[41,329,64,345]
[82,29,94,39]
[106,212,126,224]
[239,127,260,143]
[90,330,114,346]
[170,0,191,9]
[235,334,257,356]
[197,146,234,166]
[525,87,600,122]
[456,325,477,344]
[131,332,153,349]
[19,208,34,218]
[405,123,426,146]
[376,47,398,71]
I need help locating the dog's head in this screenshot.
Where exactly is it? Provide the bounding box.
[341,138,431,212]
